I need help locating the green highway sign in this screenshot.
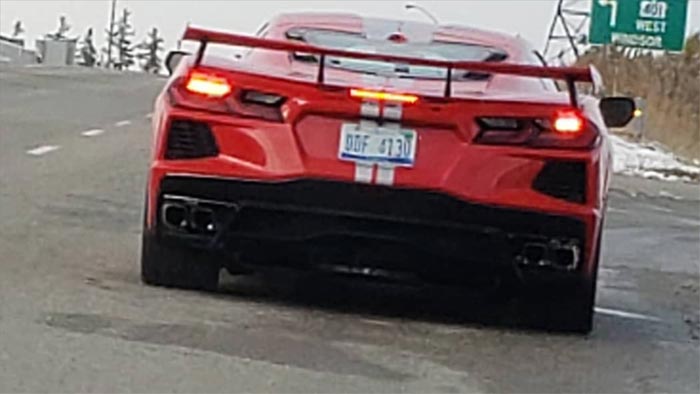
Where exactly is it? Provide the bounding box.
[589,0,689,51]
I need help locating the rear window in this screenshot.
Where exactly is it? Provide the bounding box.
[286,28,508,81]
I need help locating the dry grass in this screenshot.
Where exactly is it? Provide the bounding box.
[577,34,700,159]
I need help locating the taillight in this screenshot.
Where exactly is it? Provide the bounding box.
[478,117,522,131]
[475,110,597,149]
[553,110,584,134]
[185,71,232,98]
[350,89,418,104]
[168,68,285,122]
[475,117,532,145]
[240,90,285,106]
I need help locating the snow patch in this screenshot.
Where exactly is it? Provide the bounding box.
[658,190,683,200]
[611,135,700,183]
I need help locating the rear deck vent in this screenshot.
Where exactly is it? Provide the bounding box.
[533,161,586,203]
[165,120,219,160]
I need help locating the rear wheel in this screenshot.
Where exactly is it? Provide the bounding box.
[524,277,596,333]
[141,230,220,292]
[520,229,602,334]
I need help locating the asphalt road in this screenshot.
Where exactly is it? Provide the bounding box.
[1,65,699,393]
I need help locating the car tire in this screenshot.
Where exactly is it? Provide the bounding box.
[141,229,220,292]
[524,233,601,334]
[526,277,596,333]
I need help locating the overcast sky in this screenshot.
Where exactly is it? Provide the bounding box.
[1,0,699,59]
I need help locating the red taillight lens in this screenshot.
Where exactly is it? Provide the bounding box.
[553,110,584,134]
[185,71,232,98]
[474,110,597,148]
[350,89,418,104]
[169,70,285,122]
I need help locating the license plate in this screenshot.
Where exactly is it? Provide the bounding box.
[338,123,417,166]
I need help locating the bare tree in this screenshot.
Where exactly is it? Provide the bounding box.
[577,33,700,158]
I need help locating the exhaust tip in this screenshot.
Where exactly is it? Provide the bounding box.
[551,242,580,270]
[191,207,216,233]
[162,203,188,229]
[516,239,580,271]
[159,195,241,237]
[522,243,547,266]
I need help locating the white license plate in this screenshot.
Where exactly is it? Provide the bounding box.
[338,124,417,167]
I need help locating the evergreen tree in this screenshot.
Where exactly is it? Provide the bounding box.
[116,9,136,70]
[103,16,119,68]
[47,15,71,40]
[78,28,97,67]
[108,8,136,70]
[12,20,24,38]
[137,27,164,74]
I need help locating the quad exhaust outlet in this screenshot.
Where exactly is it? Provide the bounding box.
[516,239,580,271]
[161,197,238,235]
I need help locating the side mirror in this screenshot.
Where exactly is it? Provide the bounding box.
[599,97,636,128]
[165,50,190,75]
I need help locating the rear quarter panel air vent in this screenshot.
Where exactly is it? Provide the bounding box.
[533,161,587,204]
[165,119,219,160]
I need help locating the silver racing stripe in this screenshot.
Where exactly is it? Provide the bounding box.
[362,17,436,42]
[375,165,395,185]
[354,99,405,185]
[355,162,374,183]
[361,73,384,88]
[360,101,380,119]
[375,107,403,186]
[383,103,403,121]
[351,17,417,186]
[354,104,380,183]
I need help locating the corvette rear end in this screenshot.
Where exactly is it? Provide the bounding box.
[141,15,635,333]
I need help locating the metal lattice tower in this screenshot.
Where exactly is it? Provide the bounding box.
[543,0,591,65]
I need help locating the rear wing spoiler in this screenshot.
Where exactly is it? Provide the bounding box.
[183,26,601,107]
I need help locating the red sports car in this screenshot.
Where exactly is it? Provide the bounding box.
[141,13,634,332]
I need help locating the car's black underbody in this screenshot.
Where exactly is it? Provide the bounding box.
[153,176,588,286]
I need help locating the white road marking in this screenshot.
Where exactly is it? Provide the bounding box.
[595,307,661,322]
[145,113,153,119]
[80,128,105,137]
[115,120,131,127]
[26,145,60,156]
[607,207,628,214]
[676,217,700,227]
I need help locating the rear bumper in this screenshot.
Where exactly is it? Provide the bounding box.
[149,175,595,284]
